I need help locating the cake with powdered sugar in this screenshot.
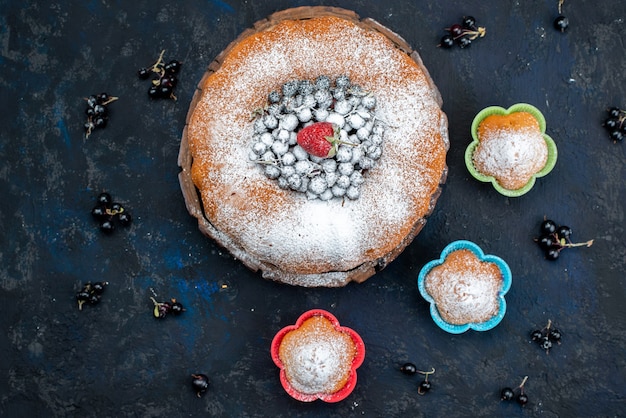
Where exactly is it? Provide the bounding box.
[423,249,503,325]
[472,111,549,191]
[179,6,449,287]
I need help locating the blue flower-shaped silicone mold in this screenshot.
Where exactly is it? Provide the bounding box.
[417,240,512,334]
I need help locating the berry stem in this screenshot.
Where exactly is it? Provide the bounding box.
[151,49,166,75]
[451,27,486,41]
[563,239,594,248]
[558,0,565,14]
[101,96,119,106]
[416,367,436,381]
[517,376,529,392]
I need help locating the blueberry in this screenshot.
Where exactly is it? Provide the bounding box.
[439,34,454,48]
[400,362,417,375]
[500,387,514,401]
[97,193,112,206]
[553,15,569,32]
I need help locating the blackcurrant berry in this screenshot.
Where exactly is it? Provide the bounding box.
[554,15,569,32]
[89,293,101,305]
[457,36,472,48]
[97,92,110,103]
[462,16,477,30]
[608,107,622,118]
[100,219,115,233]
[138,67,151,79]
[530,329,544,342]
[86,95,98,108]
[500,387,514,401]
[85,107,95,117]
[110,202,124,214]
[159,85,173,98]
[92,282,106,294]
[148,86,160,99]
[517,393,529,405]
[541,337,553,351]
[164,60,181,74]
[118,212,132,226]
[400,362,417,375]
[91,205,108,220]
[94,117,107,129]
[548,328,562,342]
[604,118,620,130]
[171,301,184,314]
[540,219,557,234]
[538,234,555,250]
[557,225,572,240]
[76,290,90,302]
[545,247,560,260]
[439,34,455,48]
[610,130,624,142]
[418,380,431,394]
[97,192,112,206]
[93,104,107,117]
[448,24,463,37]
[158,302,172,318]
[191,373,209,397]
[161,75,177,88]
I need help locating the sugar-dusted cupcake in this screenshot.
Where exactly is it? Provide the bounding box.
[271,309,365,402]
[465,103,557,197]
[418,240,511,333]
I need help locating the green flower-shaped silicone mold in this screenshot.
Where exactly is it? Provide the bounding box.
[464,103,558,197]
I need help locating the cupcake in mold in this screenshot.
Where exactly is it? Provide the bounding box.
[465,103,557,197]
[270,309,365,402]
[418,240,512,334]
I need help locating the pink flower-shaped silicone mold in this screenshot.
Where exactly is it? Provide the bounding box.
[270,309,365,402]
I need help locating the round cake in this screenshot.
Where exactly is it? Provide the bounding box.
[179,6,449,287]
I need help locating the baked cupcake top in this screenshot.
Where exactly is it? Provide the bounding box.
[271,309,365,402]
[472,111,548,191]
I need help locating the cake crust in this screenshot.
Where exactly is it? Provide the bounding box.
[179,6,449,286]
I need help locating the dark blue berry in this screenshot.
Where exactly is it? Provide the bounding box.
[554,15,569,32]
[400,363,417,375]
[164,60,181,74]
[118,212,132,226]
[540,219,557,234]
[457,36,472,48]
[439,34,454,48]
[500,387,514,401]
[462,16,477,30]
[97,193,112,206]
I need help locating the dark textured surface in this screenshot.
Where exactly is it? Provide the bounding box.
[1,1,625,417]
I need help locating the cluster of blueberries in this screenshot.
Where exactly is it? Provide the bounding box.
[602,107,625,143]
[438,16,486,49]
[84,93,117,138]
[75,281,108,310]
[530,319,562,353]
[91,192,132,233]
[137,50,182,100]
[249,75,385,201]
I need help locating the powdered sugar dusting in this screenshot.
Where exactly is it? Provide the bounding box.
[279,316,355,395]
[187,15,448,284]
[473,124,548,190]
[424,249,502,325]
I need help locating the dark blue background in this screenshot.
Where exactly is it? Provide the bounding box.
[1,1,624,417]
